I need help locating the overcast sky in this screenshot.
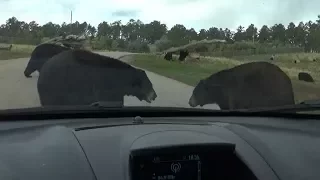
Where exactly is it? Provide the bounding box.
[1,0,319,31]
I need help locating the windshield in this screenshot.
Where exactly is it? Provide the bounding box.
[0,0,319,112]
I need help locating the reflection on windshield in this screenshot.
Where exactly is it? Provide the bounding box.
[1,11,320,112]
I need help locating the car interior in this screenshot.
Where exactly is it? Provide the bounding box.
[0,109,319,180]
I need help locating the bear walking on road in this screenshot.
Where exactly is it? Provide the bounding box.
[24,43,70,78]
[189,62,295,110]
[37,49,157,106]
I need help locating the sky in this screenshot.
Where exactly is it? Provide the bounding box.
[0,0,319,32]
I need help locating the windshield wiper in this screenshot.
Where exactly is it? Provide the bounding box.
[0,105,225,121]
[241,99,320,113]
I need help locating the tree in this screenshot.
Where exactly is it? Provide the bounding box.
[110,20,122,40]
[207,27,223,39]
[233,25,245,41]
[295,22,306,46]
[2,15,320,53]
[97,21,112,39]
[286,22,296,44]
[167,24,188,46]
[245,24,258,42]
[196,29,206,40]
[143,20,167,44]
[258,25,270,43]
[270,23,286,44]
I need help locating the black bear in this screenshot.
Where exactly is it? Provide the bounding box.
[189,62,295,110]
[37,50,157,106]
[24,43,70,78]
[179,50,189,61]
[298,72,315,83]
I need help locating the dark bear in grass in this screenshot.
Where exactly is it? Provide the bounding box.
[164,52,173,61]
[298,72,314,83]
[189,62,295,110]
[37,50,157,106]
[179,50,189,61]
[24,43,70,78]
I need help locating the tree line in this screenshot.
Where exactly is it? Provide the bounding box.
[1,16,320,56]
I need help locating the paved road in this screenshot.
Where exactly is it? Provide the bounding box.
[0,51,220,110]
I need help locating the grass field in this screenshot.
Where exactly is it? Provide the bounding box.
[130,53,320,103]
[0,44,35,60]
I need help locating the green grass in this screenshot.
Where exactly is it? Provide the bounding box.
[131,54,239,85]
[0,44,35,60]
[130,53,320,103]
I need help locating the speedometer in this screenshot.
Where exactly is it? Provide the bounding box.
[130,145,258,180]
[148,154,201,180]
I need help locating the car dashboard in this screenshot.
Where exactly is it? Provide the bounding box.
[0,116,319,180]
